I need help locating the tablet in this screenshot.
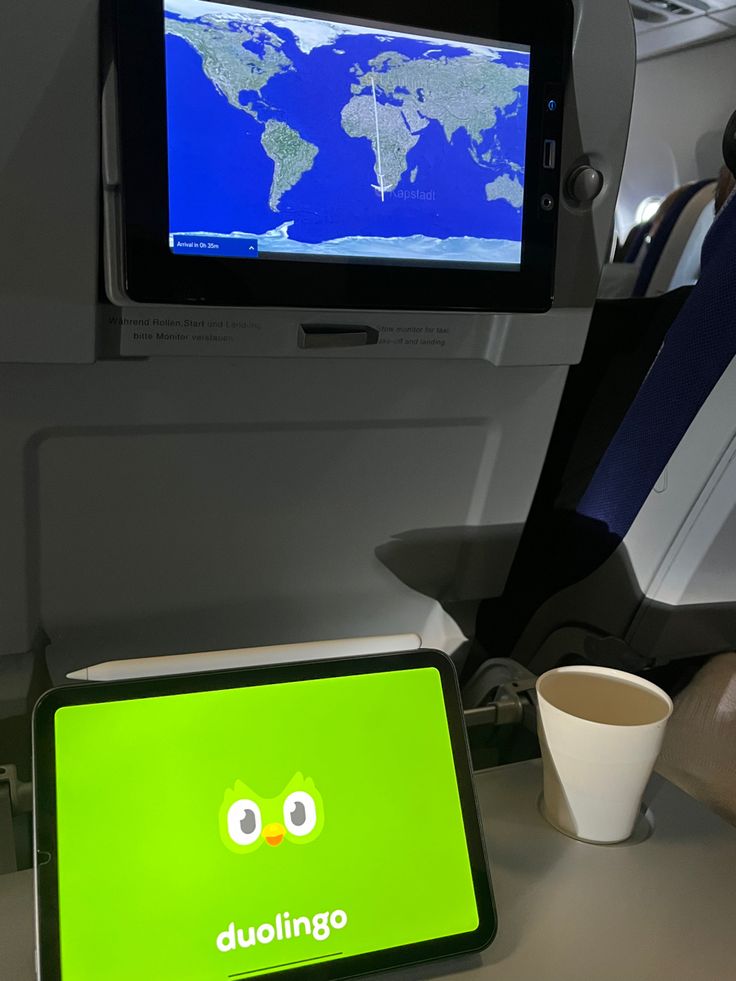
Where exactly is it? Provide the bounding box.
[34,651,496,980]
[104,0,572,310]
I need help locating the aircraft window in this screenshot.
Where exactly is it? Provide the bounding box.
[635,196,665,226]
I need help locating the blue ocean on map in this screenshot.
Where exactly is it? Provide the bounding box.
[164,3,530,265]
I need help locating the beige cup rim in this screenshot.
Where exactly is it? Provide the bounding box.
[536,664,673,727]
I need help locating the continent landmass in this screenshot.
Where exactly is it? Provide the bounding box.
[340,91,427,193]
[261,120,318,211]
[176,222,522,265]
[166,15,318,210]
[352,53,528,142]
[485,174,524,209]
[343,52,528,196]
[165,15,292,119]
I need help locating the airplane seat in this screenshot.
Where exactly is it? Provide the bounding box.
[596,179,715,301]
[631,179,715,298]
[622,220,653,264]
[644,181,716,296]
[666,190,716,292]
[469,116,736,699]
[575,177,736,550]
[469,282,694,679]
[596,261,640,299]
[596,219,653,299]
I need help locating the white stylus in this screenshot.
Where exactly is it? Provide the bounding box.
[65,633,423,681]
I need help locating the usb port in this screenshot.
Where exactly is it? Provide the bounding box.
[543,139,556,170]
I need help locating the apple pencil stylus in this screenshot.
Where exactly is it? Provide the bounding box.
[65,633,423,681]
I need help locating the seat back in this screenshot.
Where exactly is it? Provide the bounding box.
[666,193,716,292]
[488,113,736,678]
[506,188,736,673]
[624,220,653,263]
[632,179,714,298]
[579,190,736,541]
[646,182,715,296]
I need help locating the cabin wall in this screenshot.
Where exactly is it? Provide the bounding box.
[617,36,736,233]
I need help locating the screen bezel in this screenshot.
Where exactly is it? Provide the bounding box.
[34,649,497,980]
[111,0,573,311]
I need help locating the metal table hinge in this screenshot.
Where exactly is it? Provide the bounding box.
[0,764,33,874]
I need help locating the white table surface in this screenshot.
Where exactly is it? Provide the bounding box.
[1,760,735,981]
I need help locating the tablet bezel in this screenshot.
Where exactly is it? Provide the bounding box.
[34,650,496,980]
[110,0,573,310]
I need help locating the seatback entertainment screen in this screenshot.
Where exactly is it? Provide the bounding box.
[164,0,531,269]
[107,0,571,309]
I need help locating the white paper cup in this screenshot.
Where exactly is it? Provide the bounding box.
[536,665,673,844]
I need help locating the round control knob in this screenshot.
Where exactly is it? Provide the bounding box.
[566,166,604,204]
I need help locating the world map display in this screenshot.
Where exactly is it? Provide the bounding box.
[164,0,531,266]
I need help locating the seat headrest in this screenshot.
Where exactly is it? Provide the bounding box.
[725,110,736,179]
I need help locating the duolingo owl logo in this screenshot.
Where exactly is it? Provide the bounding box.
[219,773,324,853]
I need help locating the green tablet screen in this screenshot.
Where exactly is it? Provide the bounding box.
[52,666,480,979]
